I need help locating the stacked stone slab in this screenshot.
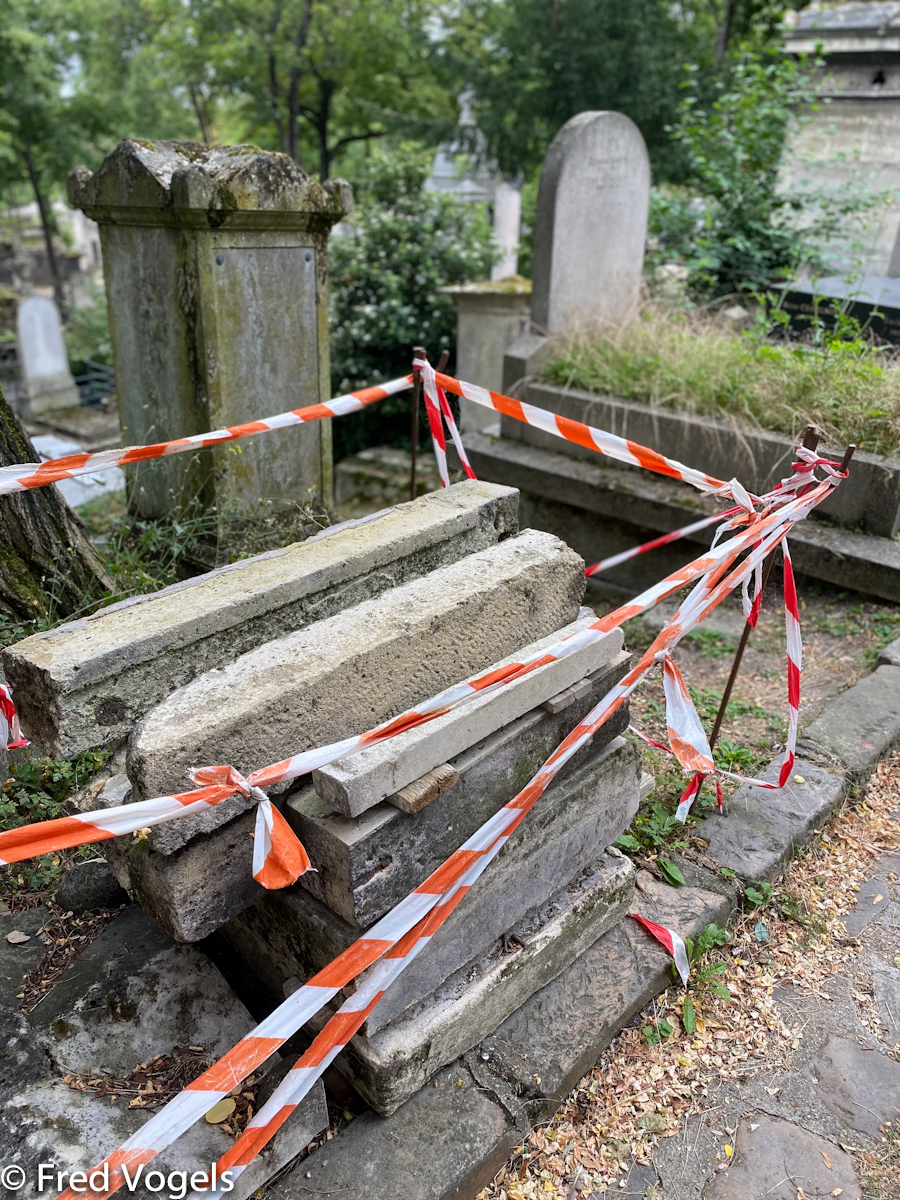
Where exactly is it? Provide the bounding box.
[5,478,641,1130]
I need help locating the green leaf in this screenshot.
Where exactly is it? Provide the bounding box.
[614,833,641,852]
[658,858,685,887]
[682,993,696,1035]
[712,983,732,1000]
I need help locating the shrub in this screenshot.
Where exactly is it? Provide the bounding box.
[329,144,496,459]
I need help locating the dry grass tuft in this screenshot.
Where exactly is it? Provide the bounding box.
[544,305,900,457]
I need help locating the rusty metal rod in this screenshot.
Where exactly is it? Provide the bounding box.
[410,345,425,501]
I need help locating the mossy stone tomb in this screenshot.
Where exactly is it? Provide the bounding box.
[69,140,351,521]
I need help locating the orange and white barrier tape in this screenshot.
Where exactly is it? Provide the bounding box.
[0,684,27,751]
[0,377,412,497]
[0,458,839,872]
[57,471,842,1200]
[585,507,741,578]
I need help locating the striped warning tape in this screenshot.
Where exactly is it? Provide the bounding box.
[56,478,839,1200]
[0,479,823,873]
[584,508,742,578]
[0,377,413,497]
[0,684,26,751]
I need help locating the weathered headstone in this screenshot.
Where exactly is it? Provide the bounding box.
[16,296,80,418]
[68,140,350,521]
[530,111,650,334]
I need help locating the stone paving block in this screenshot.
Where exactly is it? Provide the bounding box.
[280,871,729,1200]
[804,1034,900,1139]
[877,635,900,667]
[696,758,847,883]
[314,612,624,817]
[800,664,900,779]
[288,666,632,927]
[122,808,260,943]
[323,853,635,1114]
[0,907,49,1007]
[873,966,900,1046]
[226,738,639,1032]
[30,904,258,1075]
[3,480,519,758]
[701,1114,860,1200]
[128,527,585,816]
[841,873,896,936]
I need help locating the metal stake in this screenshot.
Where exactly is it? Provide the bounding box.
[410,346,425,501]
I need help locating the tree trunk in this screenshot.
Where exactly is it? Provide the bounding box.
[0,384,113,623]
[22,142,66,314]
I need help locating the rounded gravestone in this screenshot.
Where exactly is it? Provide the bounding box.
[531,111,650,335]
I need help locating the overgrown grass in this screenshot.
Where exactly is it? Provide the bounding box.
[544,305,900,456]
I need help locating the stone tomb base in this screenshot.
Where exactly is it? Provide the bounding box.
[311,851,634,1114]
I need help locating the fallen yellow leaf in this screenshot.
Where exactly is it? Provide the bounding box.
[821,1150,832,1169]
[724,1145,733,1157]
[794,775,806,784]
[204,1097,236,1124]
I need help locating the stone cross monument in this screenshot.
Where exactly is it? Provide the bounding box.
[69,140,350,520]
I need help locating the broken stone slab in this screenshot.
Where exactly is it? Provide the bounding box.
[313,610,625,818]
[3,480,519,758]
[30,904,260,1076]
[800,665,900,780]
[841,872,897,936]
[1,913,328,1200]
[803,1034,900,1140]
[695,758,847,883]
[323,852,635,1114]
[877,635,900,667]
[276,872,729,1200]
[701,1114,861,1200]
[289,659,631,928]
[228,738,639,1033]
[128,527,585,831]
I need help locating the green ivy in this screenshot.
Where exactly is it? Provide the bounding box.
[1,747,113,893]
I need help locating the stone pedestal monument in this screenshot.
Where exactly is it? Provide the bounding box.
[69,140,350,520]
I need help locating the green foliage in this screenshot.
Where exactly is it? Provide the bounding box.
[656,46,885,297]
[642,1016,674,1046]
[744,880,773,907]
[545,304,900,457]
[329,144,496,458]
[676,922,732,1031]
[614,800,687,856]
[658,857,685,887]
[65,286,112,374]
[1,747,113,893]
[446,0,696,182]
